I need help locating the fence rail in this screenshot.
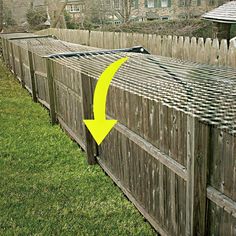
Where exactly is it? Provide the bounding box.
[38,28,236,68]
[1,33,236,236]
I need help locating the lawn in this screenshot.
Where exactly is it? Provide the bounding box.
[0,60,155,236]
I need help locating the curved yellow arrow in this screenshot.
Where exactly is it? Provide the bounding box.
[83,57,129,145]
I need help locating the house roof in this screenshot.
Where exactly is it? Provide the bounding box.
[202,1,236,23]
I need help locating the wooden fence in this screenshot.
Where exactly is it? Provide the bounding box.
[1,33,236,236]
[38,28,236,68]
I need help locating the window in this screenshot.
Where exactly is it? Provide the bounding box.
[114,0,120,8]
[147,0,154,8]
[67,4,80,13]
[179,0,188,6]
[161,0,168,7]
[73,5,80,12]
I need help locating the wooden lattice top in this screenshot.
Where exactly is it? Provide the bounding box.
[202,1,236,23]
[53,52,236,134]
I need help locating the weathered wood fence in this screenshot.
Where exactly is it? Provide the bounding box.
[1,33,236,236]
[37,28,236,68]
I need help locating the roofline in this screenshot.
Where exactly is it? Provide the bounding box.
[202,17,236,24]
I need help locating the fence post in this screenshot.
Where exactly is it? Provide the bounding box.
[1,38,6,62]
[46,58,57,125]
[4,39,11,67]
[80,73,97,165]
[186,115,209,235]
[9,42,16,75]
[27,49,37,103]
[18,45,25,88]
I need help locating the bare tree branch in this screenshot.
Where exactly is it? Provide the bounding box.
[50,0,68,28]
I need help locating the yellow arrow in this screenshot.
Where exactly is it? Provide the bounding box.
[83,57,129,145]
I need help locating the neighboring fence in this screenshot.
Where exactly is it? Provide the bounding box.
[37,28,236,68]
[1,33,236,236]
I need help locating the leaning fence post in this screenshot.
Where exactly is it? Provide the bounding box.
[9,42,16,75]
[80,73,97,165]
[46,58,57,125]
[186,115,209,236]
[27,47,37,103]
[1,38,6,62]
[6,39,11,67]
[4,38,9,65]
[18,45,25,88]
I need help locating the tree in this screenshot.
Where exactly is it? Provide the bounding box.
[26,8,47,28]
[115,0,132,24]
[3,7,16,28]
[85,0,133,25]
[51,0,68,28]
[122,0,132,23]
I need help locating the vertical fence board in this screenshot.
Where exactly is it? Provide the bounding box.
[186,117,208,235]
[18,45,25,87]
[80,74,97,165]
[9,42,16,74]
[28,50,37,102]
[46,58,57,124]
[189,37,197,62]
[228,40,236,68]
[205,38,212,65]
[219,39,228,67]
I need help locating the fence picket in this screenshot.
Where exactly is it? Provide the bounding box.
[190,37,197,61]
[205,38,212,64]
[219,39,228,67]
[228,40,236,68]
[183,37,190,61]
[38,29,236,68]
[196,38,205,63]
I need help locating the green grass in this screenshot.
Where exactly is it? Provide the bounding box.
[0,61,155,236]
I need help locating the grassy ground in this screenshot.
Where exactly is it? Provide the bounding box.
[0,61,155,236]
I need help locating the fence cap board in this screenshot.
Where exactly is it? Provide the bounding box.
[0,33,36,39]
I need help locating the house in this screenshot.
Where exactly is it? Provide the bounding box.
[64,0,85,19]
[32,0,85,19]
[202,1,236,40]
[31,0,85,27]
[106,0,229,23]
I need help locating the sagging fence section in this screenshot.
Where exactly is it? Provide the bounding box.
[37,28,236,68]
[1,32,236,236]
